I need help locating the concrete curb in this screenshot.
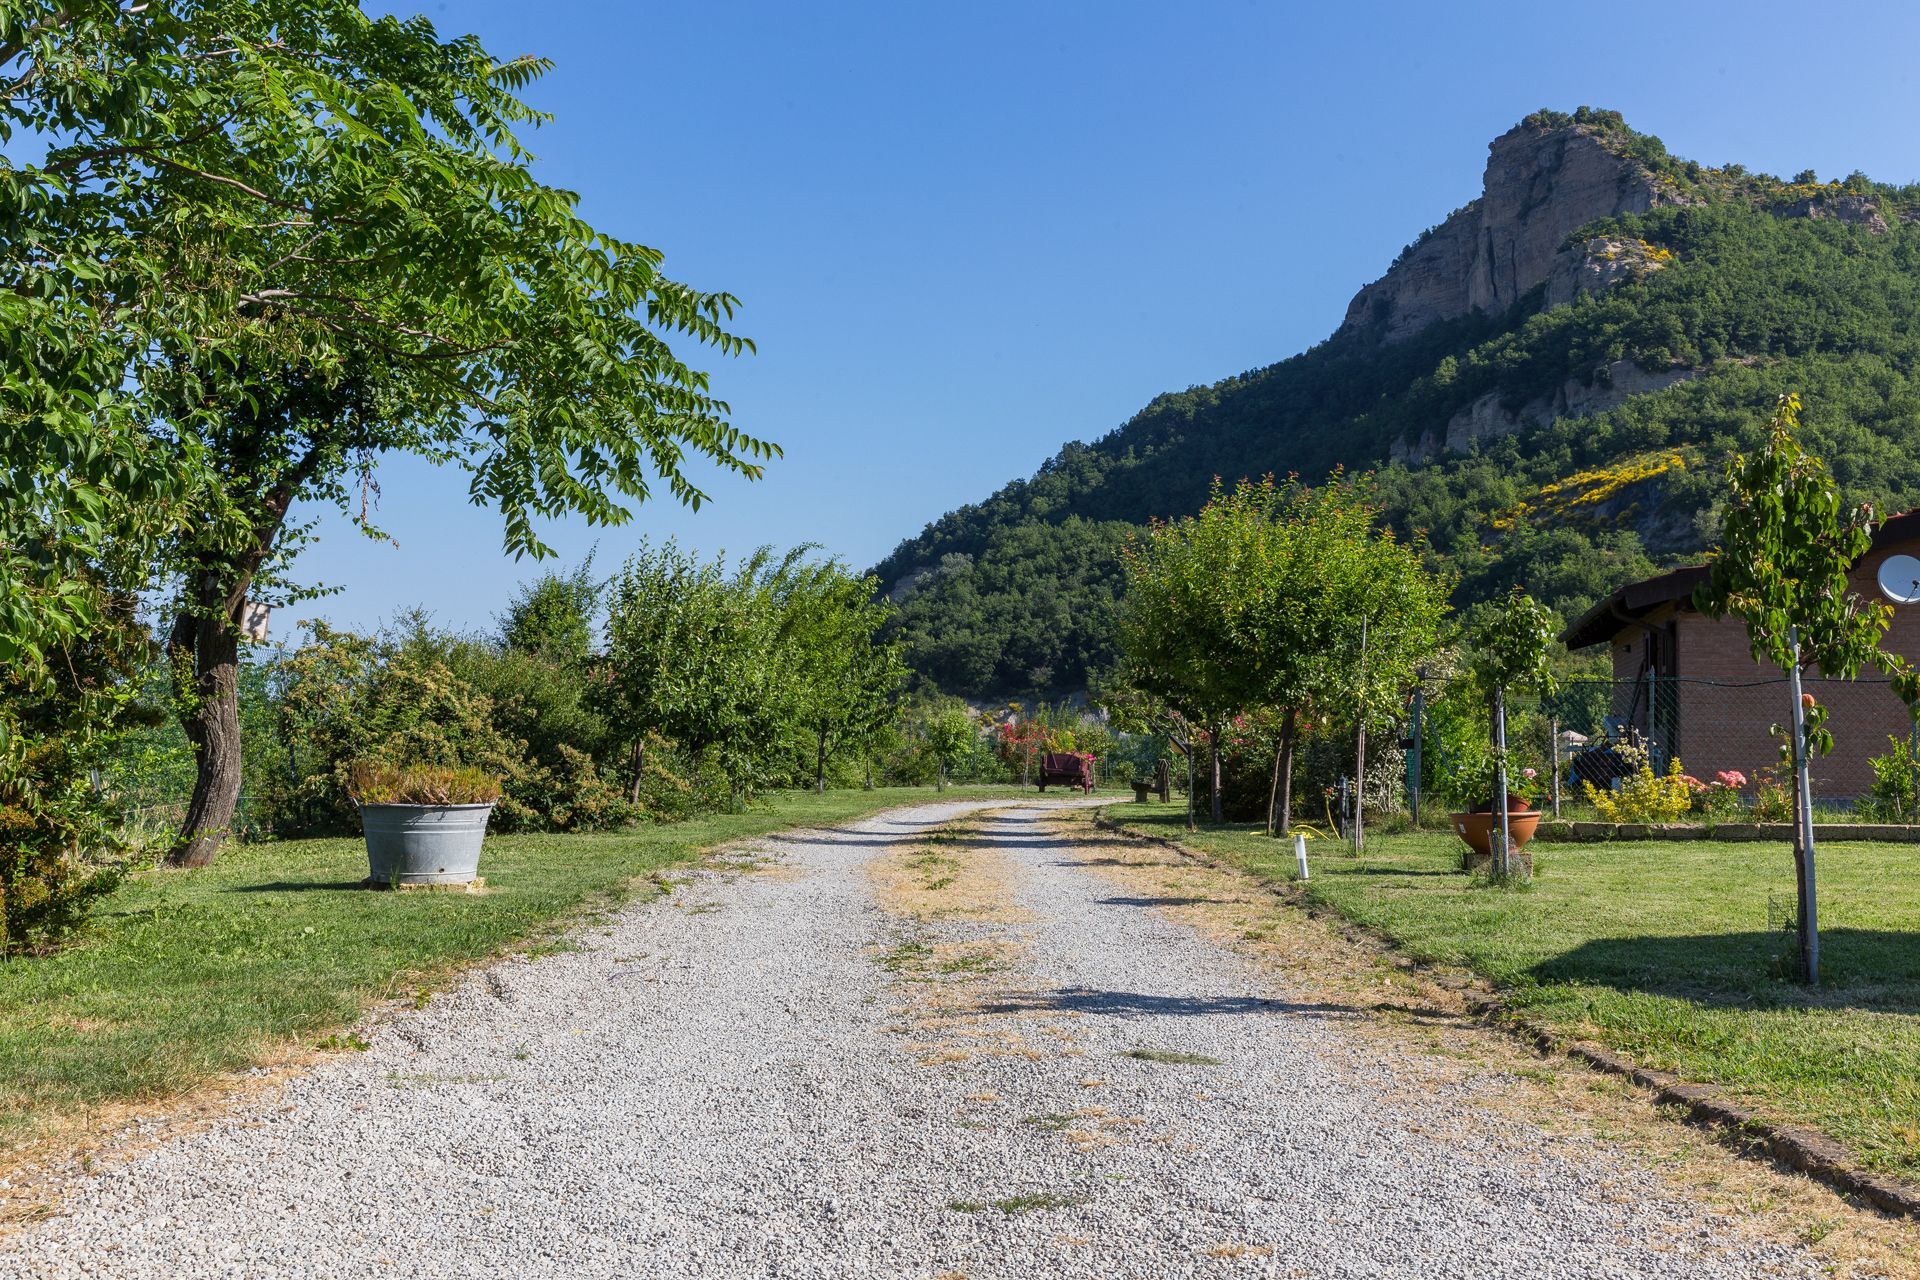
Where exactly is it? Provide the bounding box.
[1089,811,1920,1219]
[1530,819,1920,843]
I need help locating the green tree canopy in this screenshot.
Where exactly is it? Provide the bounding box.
[0,1,775,863]
[1118,474,1450,829]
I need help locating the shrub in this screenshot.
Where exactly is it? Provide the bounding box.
[1861,737,1919,822]
[276,623,635,834]
[1581,748,1695,823]
[347,761,503,806]
[0,740,128,954]
[2,596,149,953]
[1694,769,1747,817]
[1751,764,1794,822]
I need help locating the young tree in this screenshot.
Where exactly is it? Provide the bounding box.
[768,559,904,793]
[0,591,150,952]
[1,3,773,865]
[1243,475,1448,839]
[1694,394,1894,982]
[1323,524,1451,852]
[597,544,791,810]
[1469,587,1558,878]
[922,701,977,792]
[1122,474,1447,837]
[499,561,601,666]
[1118,480,1280,825]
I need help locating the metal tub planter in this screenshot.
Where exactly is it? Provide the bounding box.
[350,762,503,889]
[361,802,495,886]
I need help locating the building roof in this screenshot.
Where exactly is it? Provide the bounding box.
[1560,565,1708,650]
[1559,508,1920,651]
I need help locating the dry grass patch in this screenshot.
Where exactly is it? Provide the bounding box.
[1201,1242,1276,1260]
[866,818,1036,924]
[866,813,1083,1074]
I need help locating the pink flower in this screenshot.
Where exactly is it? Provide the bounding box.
[1522,768,1537,780]
[1714,770,1748,789]
[1680,774,1706,792]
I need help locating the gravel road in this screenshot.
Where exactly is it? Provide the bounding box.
[4,799,1828,1279]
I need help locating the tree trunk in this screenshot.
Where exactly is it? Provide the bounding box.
[1786,634,1820,983]
[168,571,245,869]
[628,739,645,804]
[815,727,828,794]
[1185,747,1195,832]
[166,431,322,867]
[1270,708,1298,836]
[1208,726,1224,825]
[1266,746,1282,837]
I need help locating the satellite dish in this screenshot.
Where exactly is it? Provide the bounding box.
[1878,554,1920,605]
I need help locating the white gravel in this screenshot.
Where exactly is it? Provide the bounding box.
[3,799,1825,1279]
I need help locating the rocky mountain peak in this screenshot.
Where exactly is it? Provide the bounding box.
[1342,116,1680,341]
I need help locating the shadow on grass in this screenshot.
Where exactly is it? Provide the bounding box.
[1532,928,1920,1009]
[218,881,374,894]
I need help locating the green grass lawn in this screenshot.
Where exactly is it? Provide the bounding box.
[1109,801,1920,1181]
[0,785,1026,1157]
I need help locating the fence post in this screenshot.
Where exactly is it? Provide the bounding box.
[1493,684,1511,879]
[1351,618,1368,854]
[1407,672,1425,826]
[1550,717,1561,818]
[1644,667,1662,771]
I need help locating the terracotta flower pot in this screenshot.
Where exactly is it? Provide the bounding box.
[1472,793,1537,816]
[1449,809,1541,858]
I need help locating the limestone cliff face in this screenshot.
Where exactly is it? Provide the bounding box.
[1388,359,1703,464]
[1343,121,1679,341]
[1772,192,1889,234]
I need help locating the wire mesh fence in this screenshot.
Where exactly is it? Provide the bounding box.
[1501,676,1918,808]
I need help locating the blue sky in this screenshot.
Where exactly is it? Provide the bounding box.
[303,0,1920,636]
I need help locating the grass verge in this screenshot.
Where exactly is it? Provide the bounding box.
[0,785,1026,1162]
[1106,801,1920,1183]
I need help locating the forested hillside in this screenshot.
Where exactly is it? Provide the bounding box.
[879,108,1920,698]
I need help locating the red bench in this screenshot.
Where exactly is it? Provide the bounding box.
[1037,751,1095,794]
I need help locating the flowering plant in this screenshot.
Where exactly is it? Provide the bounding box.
[1746,763,1792,822]
[1581,746,1695,823]
[1694,769,1746,817]
[1506,766,1544,803]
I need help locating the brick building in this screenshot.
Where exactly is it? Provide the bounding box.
[1560,512,1920,797]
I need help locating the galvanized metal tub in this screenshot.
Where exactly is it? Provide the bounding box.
[360,803,495,885]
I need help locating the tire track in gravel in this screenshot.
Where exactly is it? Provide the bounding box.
[0,800,1849,1279]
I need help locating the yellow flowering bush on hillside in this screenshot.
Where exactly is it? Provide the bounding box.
[1491,450,1689,533]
